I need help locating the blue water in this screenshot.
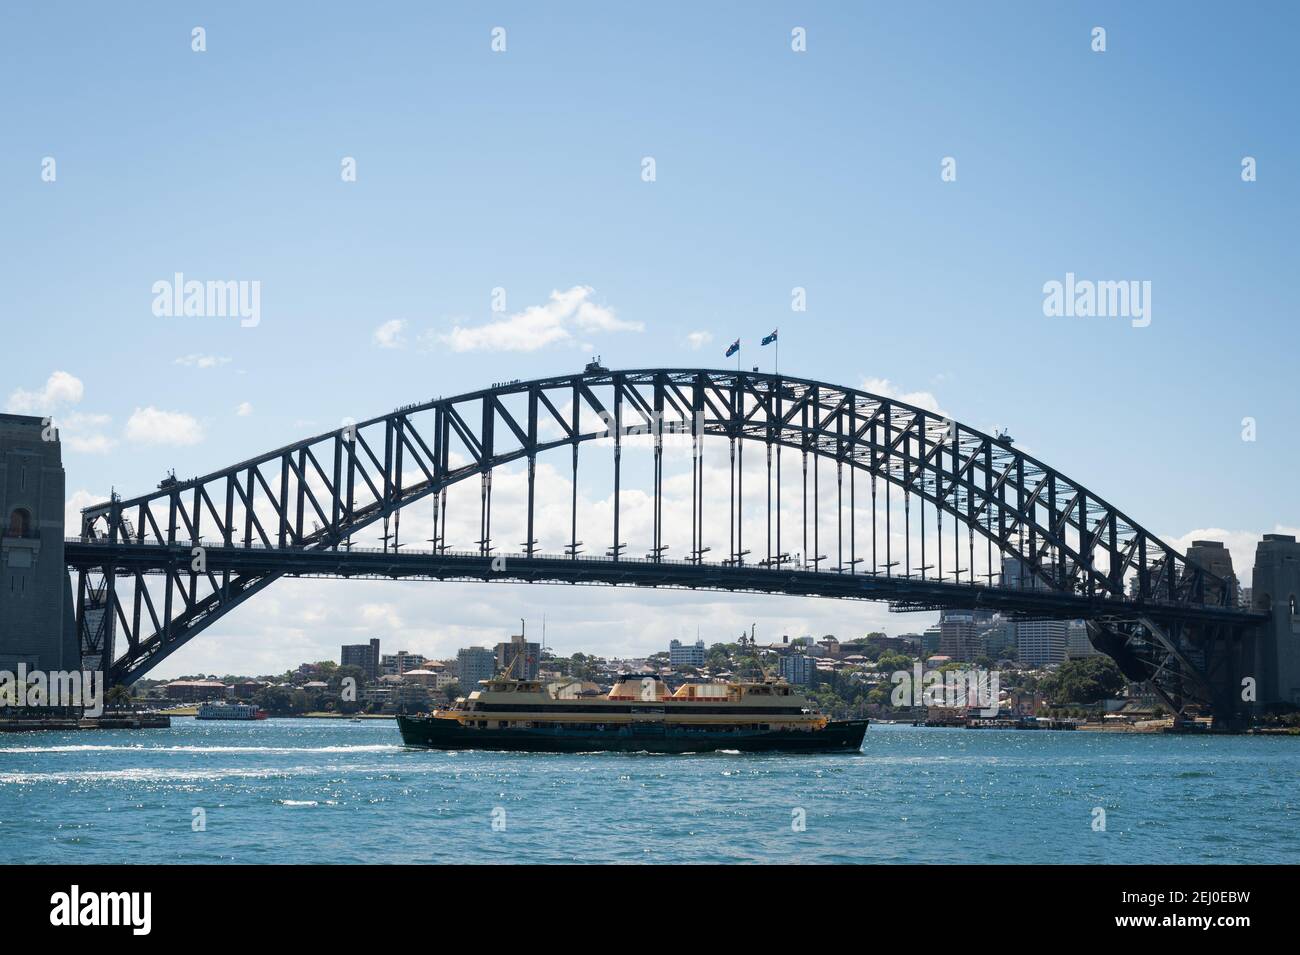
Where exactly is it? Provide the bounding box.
[1,719,1296,864]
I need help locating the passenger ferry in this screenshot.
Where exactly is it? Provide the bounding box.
[195,701,268,721]
[397,672,867,753]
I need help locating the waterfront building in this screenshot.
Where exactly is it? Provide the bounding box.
[163,679,231,702]
[457,646,496,687]
[341,638,381,680]
[669,638,706,668]
[232,681,264,699]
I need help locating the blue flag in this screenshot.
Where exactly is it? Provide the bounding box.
[761,329,778,346]
[725,339,740,357]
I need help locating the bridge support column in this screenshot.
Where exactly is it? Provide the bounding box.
[0,414,79,675]
[1248,534,1300,714]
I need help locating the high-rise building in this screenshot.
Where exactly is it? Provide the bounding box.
[999,558,1071,666]
[939,610,990,662]
[980,617,1014,658]
[1000,555,1042,591]
[456,646,496,687]
[778,653,816,687]
[1065,621,1099,659]
[341,638,381,680]
[1016,619,1068,667]
[495,631,540,680]
[922,624,943,653]
[669,638,706,668]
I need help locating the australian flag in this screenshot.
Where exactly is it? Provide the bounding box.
[761,329,778,346]
[725,338,740,357]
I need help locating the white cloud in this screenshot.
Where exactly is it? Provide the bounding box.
[65,489,108,537]
[174,354,231,369]
[125,407,205,446]
[5,373,117,453]
[236,402,253,417]
[60,412,116,453]
[861,377,947,417]
[439,286,642,353]
[5,370,84,414]
[686,331,713,350]
[372,319,407,349]
[358,603,404,630]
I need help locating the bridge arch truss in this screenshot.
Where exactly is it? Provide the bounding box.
[68,368,1248,708]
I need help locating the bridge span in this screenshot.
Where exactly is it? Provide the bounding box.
[56,366,1280,724]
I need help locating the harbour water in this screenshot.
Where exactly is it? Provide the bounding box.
[2,719,1296,864]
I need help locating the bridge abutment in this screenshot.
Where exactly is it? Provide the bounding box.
[1248,533,1300,713]
[0,414,79,676]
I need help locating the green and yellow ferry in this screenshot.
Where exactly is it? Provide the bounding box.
[396,672,867,753]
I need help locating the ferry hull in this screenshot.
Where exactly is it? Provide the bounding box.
[397,715,868,753]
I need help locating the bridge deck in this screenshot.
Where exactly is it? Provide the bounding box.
[66,540,1263,627]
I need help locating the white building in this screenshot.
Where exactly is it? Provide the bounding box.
[1016,619,1068,667]
[669,638,706,668]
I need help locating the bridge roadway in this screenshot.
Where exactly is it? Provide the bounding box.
[65,539,1264,628]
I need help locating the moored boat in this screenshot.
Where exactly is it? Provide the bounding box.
[397,672,867,753]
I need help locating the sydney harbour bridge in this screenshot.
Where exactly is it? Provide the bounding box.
[60,365,1275,725]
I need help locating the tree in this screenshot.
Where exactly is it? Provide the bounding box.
[105,685,133,709]
[253,685,294,715]
[1039,657,1125,705]
[875,652,912,674]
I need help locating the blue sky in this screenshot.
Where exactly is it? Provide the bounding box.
[4,2,1296,676]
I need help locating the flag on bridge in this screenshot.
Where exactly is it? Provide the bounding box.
[761,329,778,346]
[725,339,740,357]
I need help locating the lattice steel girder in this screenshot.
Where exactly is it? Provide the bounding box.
[73,367,1243,683]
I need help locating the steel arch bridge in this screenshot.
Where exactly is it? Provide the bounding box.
[66,366,1261,719]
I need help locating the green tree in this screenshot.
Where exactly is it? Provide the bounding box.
[105,685,134,708]
[1039,657,1126,705]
